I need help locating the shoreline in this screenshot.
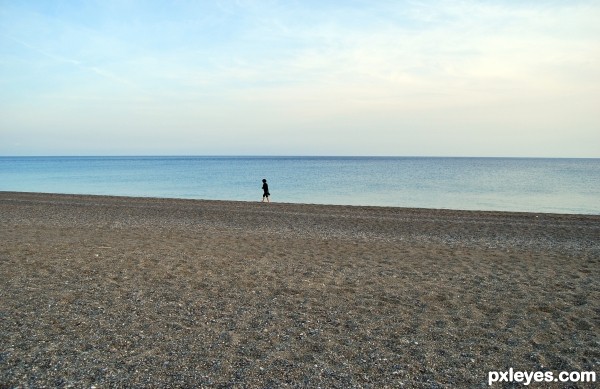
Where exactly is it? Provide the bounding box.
[1,191,598,387]
[2,190,599,217]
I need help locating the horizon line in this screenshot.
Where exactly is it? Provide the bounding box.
[1,154,599,160]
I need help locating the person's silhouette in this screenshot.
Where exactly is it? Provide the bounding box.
[262,179,270,203]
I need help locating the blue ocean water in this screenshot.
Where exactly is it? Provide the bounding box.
[0,156,598,214]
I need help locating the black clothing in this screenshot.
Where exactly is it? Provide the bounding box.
[262,182,270,197]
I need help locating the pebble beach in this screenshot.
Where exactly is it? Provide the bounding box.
[1,192,598,387]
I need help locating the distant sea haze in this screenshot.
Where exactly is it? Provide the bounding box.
[1,156,598,215]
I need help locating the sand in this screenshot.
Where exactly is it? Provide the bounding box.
[0,191,598,388]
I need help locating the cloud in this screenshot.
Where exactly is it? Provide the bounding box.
[3,34,135,88]
[152,0,599,113]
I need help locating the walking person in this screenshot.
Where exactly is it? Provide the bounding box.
[262,179,270,203]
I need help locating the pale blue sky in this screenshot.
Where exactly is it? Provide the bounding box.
[1,0,599,156]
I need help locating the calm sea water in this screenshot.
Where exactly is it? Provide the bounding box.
[1,156,598,214]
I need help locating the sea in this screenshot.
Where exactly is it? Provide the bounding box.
[1,156,598,215]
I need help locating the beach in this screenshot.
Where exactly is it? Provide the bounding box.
[1,192,598,387]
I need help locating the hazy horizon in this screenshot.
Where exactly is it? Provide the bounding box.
[2,1,599,158]
[1,155,598,160]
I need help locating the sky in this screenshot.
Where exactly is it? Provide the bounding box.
[1,0,599,157]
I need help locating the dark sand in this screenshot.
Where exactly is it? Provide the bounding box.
[1,192,598,388]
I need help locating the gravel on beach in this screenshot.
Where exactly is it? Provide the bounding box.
[1,192,598,388]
